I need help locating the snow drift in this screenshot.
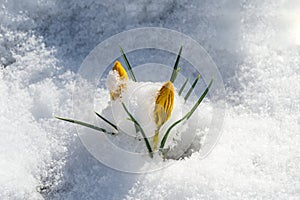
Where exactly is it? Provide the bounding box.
[0,0,299,199]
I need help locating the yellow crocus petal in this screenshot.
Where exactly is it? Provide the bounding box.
[153,81,175,149]
[113,61,128,81]
[110,61,129,100]
[154,81,175,126]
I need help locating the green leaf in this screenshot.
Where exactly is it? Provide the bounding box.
[160,77,214,150]
[94,111,118,131]
[184,74,201,102]
[121,102,153,158]
[119,45,137,82]
[159,117,185,150]
[186,77,214,119]
[126,117,140,134]
[178,77,189,96]
[172,67,181,83]
[55,116,116,135]
[170,46,183,83]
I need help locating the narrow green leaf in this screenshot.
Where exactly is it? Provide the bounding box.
[172,67,181,83]
[170,46,183,83]
[134,124,140,135]
[94,111,118,131]
[127,117,140,134]
[159,118,185,149]
[178,77,189,96]
[119,45,137,82]
[184,74,201,102]
[186,77,214,119]
[160,77,214,149]
[127,119,140,135]
[55,116,116,135]
[121,102,153,158]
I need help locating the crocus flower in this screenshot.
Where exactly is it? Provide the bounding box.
[153,81,174,149]
[107,61,129,100]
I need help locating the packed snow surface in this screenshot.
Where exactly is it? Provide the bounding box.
[0,0,300,199]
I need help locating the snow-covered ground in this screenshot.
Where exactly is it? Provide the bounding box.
[0,0,299,199]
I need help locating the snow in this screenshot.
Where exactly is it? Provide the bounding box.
[1,0,300,199]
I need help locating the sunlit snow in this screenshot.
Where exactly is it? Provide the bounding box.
[0,0,299,199]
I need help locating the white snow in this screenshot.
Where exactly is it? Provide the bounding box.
[0,0,300,199]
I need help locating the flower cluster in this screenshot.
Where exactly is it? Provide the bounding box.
[56,46,213,159]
